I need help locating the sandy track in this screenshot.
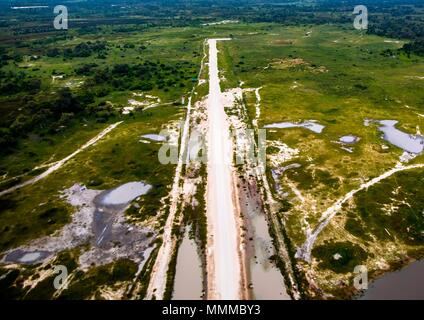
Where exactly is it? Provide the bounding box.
[296,162,424,262]
[145,40,207,299]
[0,121,123,198]
[145,96,193,299]
[205,38,244,299]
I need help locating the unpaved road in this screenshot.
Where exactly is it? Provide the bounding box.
[0,121,122,198]
[206,38,243,299]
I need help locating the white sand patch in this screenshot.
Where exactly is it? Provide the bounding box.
[123,94,162,114]
[267,140,299,168]
[290,81,300,89]
[97,283,128,300]
[51,75,64,83]
[405,76,424,80]
[64,80,84,88]
[128,99,145,106]
[202,20,239,26]
[122,106,134,114]
[333,253,342,260]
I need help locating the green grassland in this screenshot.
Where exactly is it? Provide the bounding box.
[0,25,209,180]
[0,24,215,300]
[1,20,424,299]
[0,247,138,300]
[0,99,189,299]
[215,23,424,298]
[0,106,182,251]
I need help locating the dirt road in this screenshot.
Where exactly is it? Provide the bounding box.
[206,38,244,299]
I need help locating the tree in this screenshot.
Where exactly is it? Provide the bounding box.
[54,88,82,114]
[0,127,17,153]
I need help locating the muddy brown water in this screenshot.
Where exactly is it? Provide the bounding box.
[239,177,290,300]
[249,211,290,299]
[359,260,424,300]
[172,228,203,300]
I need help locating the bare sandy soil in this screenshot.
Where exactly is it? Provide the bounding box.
[1,183,154,270]
[205,38,245,300]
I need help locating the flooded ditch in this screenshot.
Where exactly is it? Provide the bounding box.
[239,177,290,300]
[172,227,203,300]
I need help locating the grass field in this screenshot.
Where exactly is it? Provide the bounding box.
[214,23,424,298]
[1,21,424,299]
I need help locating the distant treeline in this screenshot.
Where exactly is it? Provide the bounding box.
[1,1,423,153]
[1,1,423,55]
[0,87,102,153]
[402,40,424,56]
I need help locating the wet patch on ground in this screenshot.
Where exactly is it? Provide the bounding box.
[4,249,51,264]
[2,182,155,270]
[365,119,424,154]
[264,120,325,134]
[334,135,360,153]
[139,134,167,143]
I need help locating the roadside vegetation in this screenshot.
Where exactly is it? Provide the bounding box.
[216,22,424,298]
[1,0,423,300]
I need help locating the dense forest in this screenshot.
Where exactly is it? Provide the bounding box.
[1,1,423,52]
[2,1,423,48]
